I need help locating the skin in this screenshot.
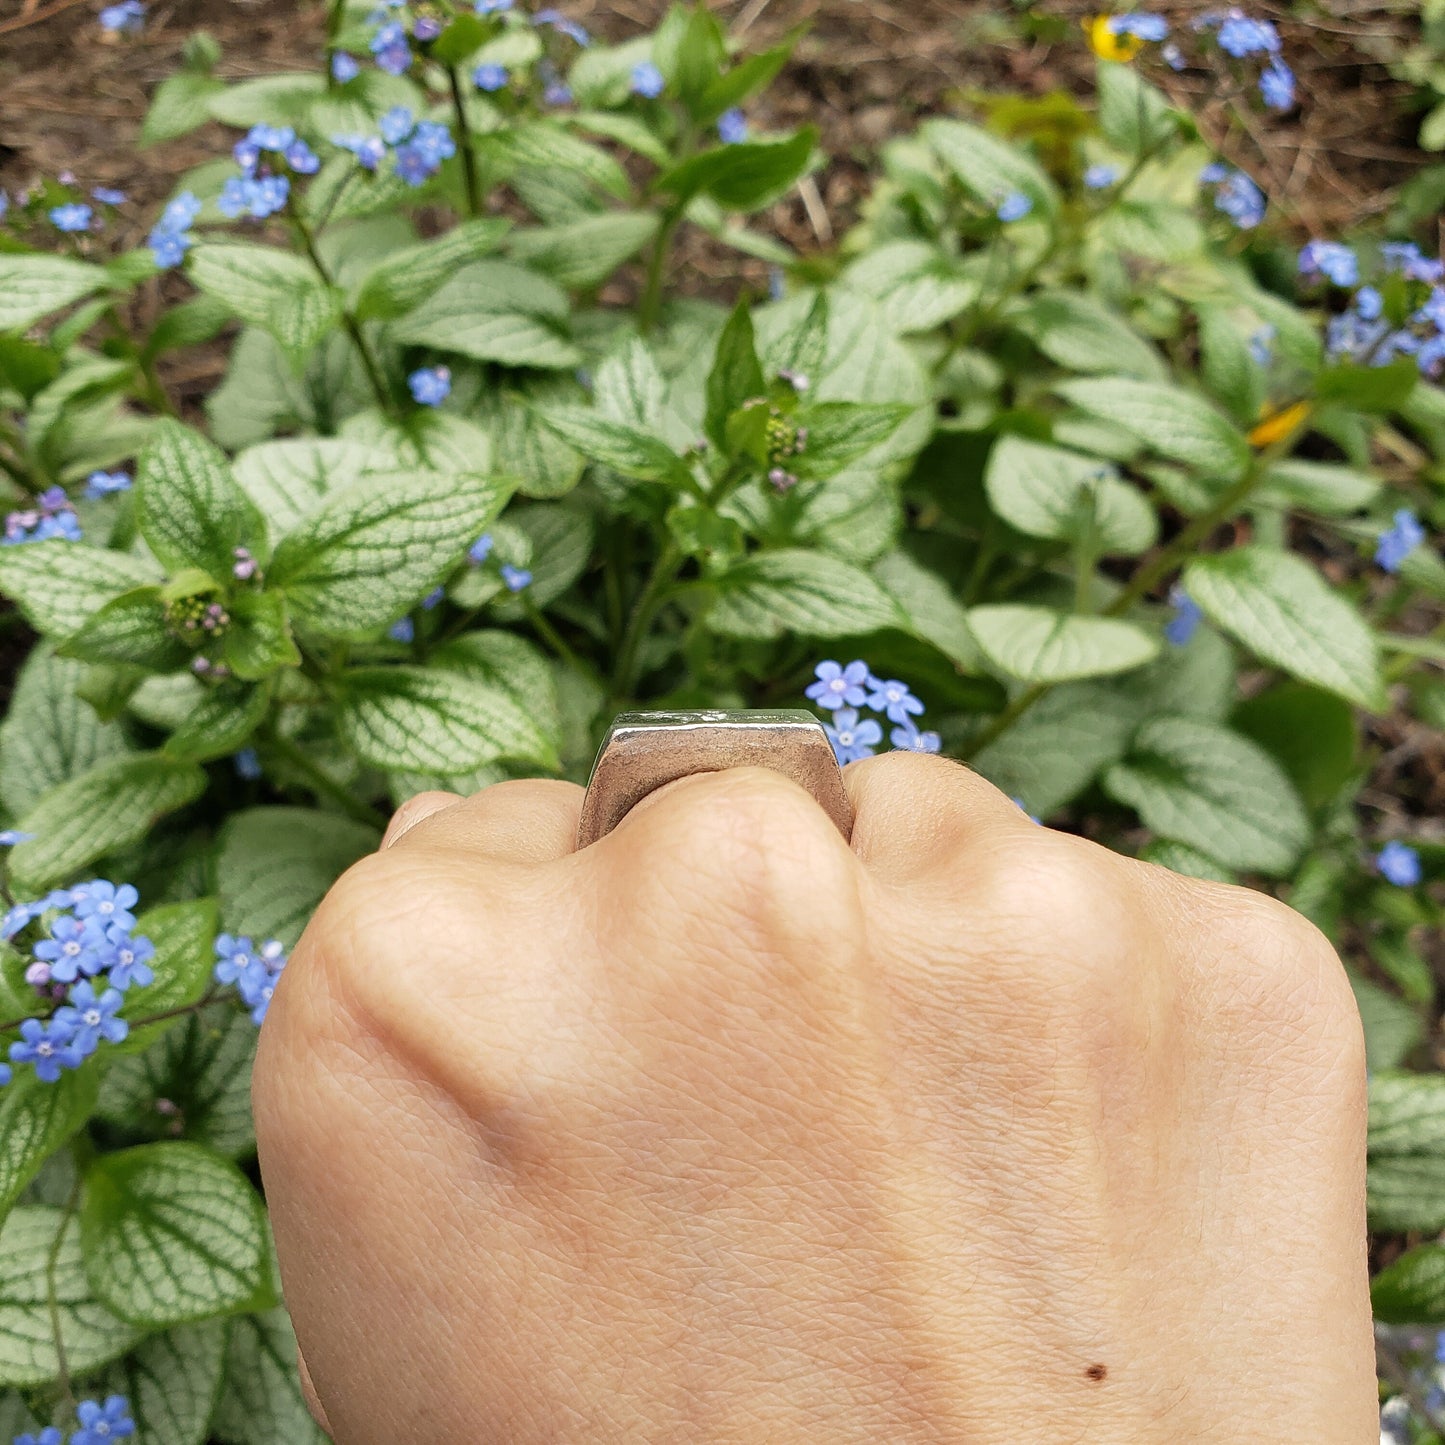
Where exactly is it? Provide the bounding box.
[253,753,1377,1443]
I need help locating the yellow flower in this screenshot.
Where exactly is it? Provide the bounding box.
[1085,15,1143,62]
[1248,400,1312,449]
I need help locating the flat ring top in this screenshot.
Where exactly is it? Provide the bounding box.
[575,709,853,849]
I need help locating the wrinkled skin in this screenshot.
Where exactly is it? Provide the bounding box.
[254,754,1375,1443]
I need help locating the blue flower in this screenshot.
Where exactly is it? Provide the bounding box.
[333,133,387,170]
[806,659,869,711]
[630,61,665,98]
[543,79,573,106]
[12,1429,61,1445]
[890,723,941,753]
[49,203,92,233]
[501,564,532,591]
[71,1395,135,1445]
[865,676,924,725]
[157,190,202,231]
[1355,285,1383,322]
[824,708,881,764]
[0,1062,11,1088]
[331,51,361,82]
[1083,163,1118,190]
[235,940,287,1025]
[370,21,413,73]
[84,469,132,498]
[9,1018,85,1083]
[996,191,1032,222]
[234,747,262,781]
[422,585,446,610]
[2,901,41,939]
[218,173,290,220]
[1377,840,1422,888]
[408,365,452,406]
[1164,585,1203,646]
[248,123,296,152]
[717,108,748,144]
[74,880,139,933]
[380,104,415,140]
[1382,242,1445,285]
[477,0,513,10]
[410,121,456,167]
[413,14,443,41]
[1108,12,1168,40]
[1214,12,1279,56]
[1375,508,1425,573]
[34,915,107,984]
[533,9,590,45]
[0,829,34,845]
[285,139,321,174]
[213,934,258,986]
[1200,164,1265,229]
[99,1,145,32]
[389,616,416,643]
[92,186,127,206]
[149,229,190,268]
[54,981,129,1054]
[1298,240,1358,288]
[1259,58,1294,111]
[469,533,494,564]
[393,145,435,186]
[474,62,509,90]
[105,928,155,991]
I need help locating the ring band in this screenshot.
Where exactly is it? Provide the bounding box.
[576,709,853,849]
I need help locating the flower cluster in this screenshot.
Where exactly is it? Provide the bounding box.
[213,934,289,1026]
[1310,241,1445,379]
[333,107,456,187]
[2,880,154,1088]
[4,486,81,546]
[14,1393,135,1445]
[805,660,940,762]
[147,190,201,269]
[219,125,318,221]
[1199,163,1266,229]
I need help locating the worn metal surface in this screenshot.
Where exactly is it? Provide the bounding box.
[576,709,854,848]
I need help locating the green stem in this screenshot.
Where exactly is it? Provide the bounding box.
[265,728,388,830]
[639,209,683,335]
[289,208,394,414]
[447,67,483,216]
[611,537,682,702]
[522,596,591,680]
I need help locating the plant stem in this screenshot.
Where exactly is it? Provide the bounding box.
[46,1176,82,1414]
[639,209,683,335]
[522,595,588,678]
[289,208,394,414]
[447,66,483,216]
[265,728,388,830]
[611,537,682,702]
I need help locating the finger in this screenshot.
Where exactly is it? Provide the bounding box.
[842,749,1037,887]
[381,790,462,849]
[386,777,586,864]
[296,1345,334,1436]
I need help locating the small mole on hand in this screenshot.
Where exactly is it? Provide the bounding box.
[1085,1364,1107,1382]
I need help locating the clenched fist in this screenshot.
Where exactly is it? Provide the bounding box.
[253,754,1375,1443]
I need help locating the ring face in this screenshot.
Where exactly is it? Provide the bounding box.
[576,709,853,849]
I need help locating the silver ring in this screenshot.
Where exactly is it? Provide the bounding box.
[576,709,853,849]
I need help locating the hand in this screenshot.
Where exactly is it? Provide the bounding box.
[254,754,1376,1443]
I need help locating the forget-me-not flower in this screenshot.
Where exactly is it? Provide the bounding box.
[92,186,127,206]
[474,62,509,90]
[1083,164,1118,190]
[105,927,155,991]
[469,533,494,564]
[370,20,413,74]
[865,676,924,725]
[408,365,452,406]
[71,1395,136,1445]
[34,915,106,984]
[1299,240,1358,288]
[824,708,882,764]
[717,108,748,144]
[1259,58,1294,111]
[75,880,139,932]
[1108,12,1168,40]
[806,659,870,711]
[84,469,132,498]
[332,51,362,81]
[1214,12,1280,56]
[891,723,941,753]
[99,1,145,32]
[12,1428,61,1445]
[534,9,590,45]
[501,564,532,591]
[213,934,258,986]
[1377,840,1422,888]
[1375,508,1425,573]
[1164,586,1203,646]
[996,192,1032,222]
[630,61,665,98]
[50,203,92,233]
[9,1017,85,1083]
[1199,163,1265,229]
[389,617,415,643]
[54,981,129,1054]
[0,829,34,845]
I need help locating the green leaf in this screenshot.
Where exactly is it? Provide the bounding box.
[352,217,511,321]
[431,630,561,745]
[137,420,264,579]
[481,120,631,200]
[233,438,388,537]
[709,549,904,639]
[1195,305,1263,425]
[481,376,586,499]
[388,259,580,369]
[984,435,1156,554]
[338,666,559,774]
[204,72,323,128]
[118,899,223,1055]
[656,127,818,210]
[217,808,378,948]
[488,503,595,614]
[696,39,794,123]
[141,72,228,146]
[221,591,300,680]
[1316,357,1417,413]
[1136,838,1234,883]
[0,1070,98,1229]
[1231,681,1357,809]
[1013,292,1165,381]
[1103,715,1309,875]
[1368,1072,1445,1233]
[506,212,659,290]
[967,605,1158,683]
[1255,458,1379,515]
[1373,1242,1445,1324]
[269,468,511,638]
[794,403,913,481]
[10,754,207,894]
[210,1310,327,1445]
[706,302,766,452]
[1096,60,1175,154]
[1183,546,1385,709]
[61,588,191,672]
[80,1142,268,1329]
[97,1005,259,1160]
[1351,974,1423,1075]
[0,650,128,818]
[593,337,666,430]
[163,685,269,764]
[923,117,1059,216]
[846,243,980,335]
[0,255,109,334]
[0,1206,142,1388]
[0,542,161,639]
[187,243,342,362]
[1057,378,1250,479]
[870,547,982,671]
[533,408,688,483]
[94,1321,228,1445]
